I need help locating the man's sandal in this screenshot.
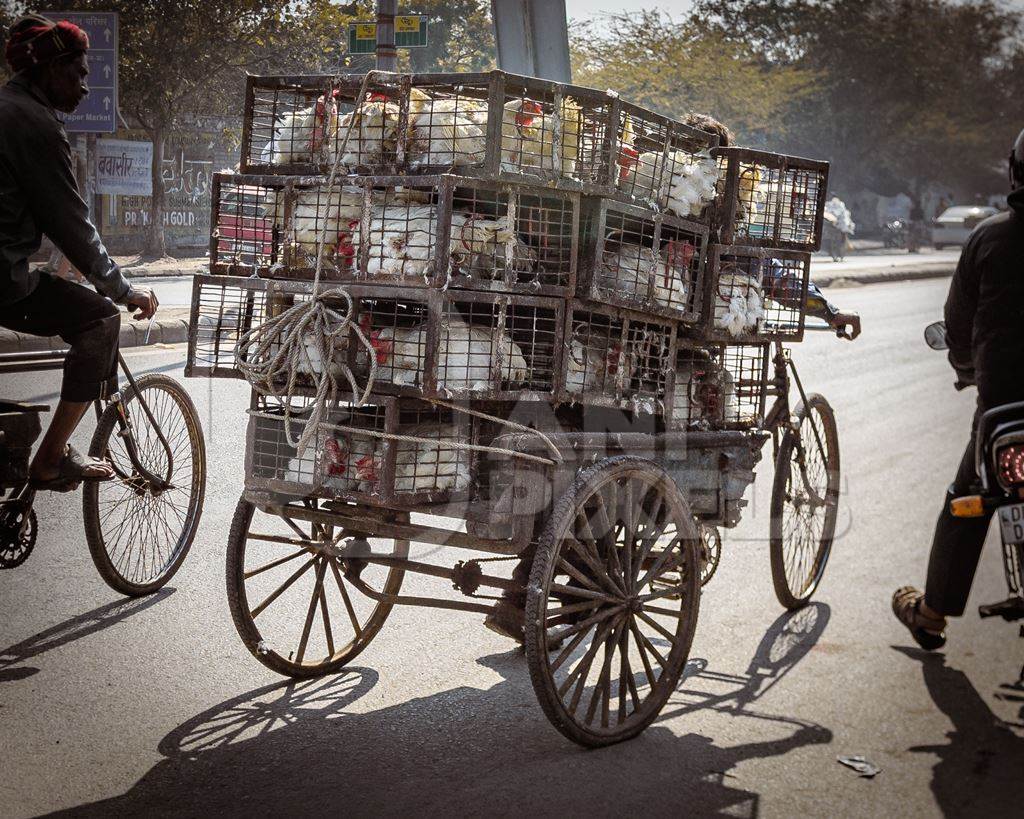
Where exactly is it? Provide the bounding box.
[892,586,947,651]
[29,444,114,492]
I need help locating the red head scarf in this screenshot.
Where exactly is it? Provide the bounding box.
[5,14,89,74]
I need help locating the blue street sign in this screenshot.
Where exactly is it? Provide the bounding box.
[43,11,118,133]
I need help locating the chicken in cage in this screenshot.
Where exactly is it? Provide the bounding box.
[597,239,693,313]
[360,308,529,393]
[264,88,341,167]
[671,348,739,429]
[713,265,765,338]
[614,115,720,216]
[354,422,473,495]
[564,317,633,397]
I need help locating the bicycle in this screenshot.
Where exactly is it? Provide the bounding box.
[0,347,206,595]
[761,330,842,610]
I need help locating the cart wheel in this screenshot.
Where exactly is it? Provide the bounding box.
[699,524,722,586]
[226,497,406,679]
[770,393,840,609]
[84,374,205,596]
[525,455,701,747]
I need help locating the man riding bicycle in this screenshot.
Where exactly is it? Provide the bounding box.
[893,128,1024,649]
[0,14,157,491]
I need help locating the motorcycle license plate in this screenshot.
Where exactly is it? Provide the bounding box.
[998,503,1024,545]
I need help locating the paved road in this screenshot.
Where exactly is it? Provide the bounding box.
[2,278,1022,818]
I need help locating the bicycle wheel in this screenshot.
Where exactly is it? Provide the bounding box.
[769,393,840,609]
[226,497,406,679]
[84,374,206,596]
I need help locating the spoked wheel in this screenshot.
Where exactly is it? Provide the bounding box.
[226,497,406,678]
[84,374,206,596]
[769,393,840,609]
[0,497,37,569]
[525,456,701,747]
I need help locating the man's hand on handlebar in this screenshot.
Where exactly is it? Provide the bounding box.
[829,310,861,340]
[125,286,158,321]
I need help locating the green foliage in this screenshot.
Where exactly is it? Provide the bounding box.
[572,11,814,147]
[693,0,1024,198]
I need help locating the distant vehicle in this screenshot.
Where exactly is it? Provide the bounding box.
[932,205,998,250]
[217,186,275,266]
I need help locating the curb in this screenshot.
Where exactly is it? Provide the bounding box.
[812,262,955,289]
[123,267,206,279]
[0,318,189,355]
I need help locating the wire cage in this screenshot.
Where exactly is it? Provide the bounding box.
[245,392,477,507]
[187,274,273,379]
[713,147,829,251]
[240,71,617,188]
[670,343,770,430]
[560,301,677,415]
[186,274,563,401]
[609,100,720,218]
[354,288,563,400]
[579,197,710,323]
[209,173,579,297]
[699,244,811,343]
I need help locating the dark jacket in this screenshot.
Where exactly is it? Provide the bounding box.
[944,189,1024,409]
[0,74,130,306]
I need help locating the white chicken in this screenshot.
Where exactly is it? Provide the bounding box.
[354,422,472,494]
[597,240,692,312]
[320,430,379,494]
[564,323,633,395]
[671,351,738,428]
[352,204,524,280]
[365,310,529,392]
[619,148,720,217]
[267,91,339,166]
[513,96,582,176]
[337,96,402,167]
[713,271,765,338]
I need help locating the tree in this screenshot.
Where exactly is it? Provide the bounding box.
[694,0,1024,201]
[570,11,814,148]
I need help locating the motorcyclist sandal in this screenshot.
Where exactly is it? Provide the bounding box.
[892,586,947,651]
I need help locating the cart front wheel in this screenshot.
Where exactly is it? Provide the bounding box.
[525,456,701,747]
[226,497,406,678]
[769,393,841,609]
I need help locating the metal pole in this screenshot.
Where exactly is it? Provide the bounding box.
[376,0,397,71]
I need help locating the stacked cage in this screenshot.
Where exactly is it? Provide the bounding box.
[189,69,828,507]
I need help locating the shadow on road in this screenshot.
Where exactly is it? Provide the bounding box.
[0,589,174,683]
[894,646,1024,817]
[52,606,832,818]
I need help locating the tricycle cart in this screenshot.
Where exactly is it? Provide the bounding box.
[190,68,841,747]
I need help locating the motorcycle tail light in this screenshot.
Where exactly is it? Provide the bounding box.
[995,443,1024,490]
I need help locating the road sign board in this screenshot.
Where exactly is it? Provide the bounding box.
[43,11,118,133]
[348,16,428,54]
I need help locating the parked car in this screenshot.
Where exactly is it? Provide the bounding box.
[932,205,998,249]
[217,186,275,266]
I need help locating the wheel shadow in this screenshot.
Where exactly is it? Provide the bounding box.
[0,589,174,683]
[50,606,832,818]
[893,646,1024,816]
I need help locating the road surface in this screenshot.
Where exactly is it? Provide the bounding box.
[2,277,1021,818]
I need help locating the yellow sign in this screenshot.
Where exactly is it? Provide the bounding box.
[355,23,376,39]
[396,15,420,32]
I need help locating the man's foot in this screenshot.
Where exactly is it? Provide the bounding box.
[484,599,524,642]
[892,586,947,651]
[484,599,567,651]
[30,444,114,491]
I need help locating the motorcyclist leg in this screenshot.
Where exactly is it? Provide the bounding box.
[923,426,993,618]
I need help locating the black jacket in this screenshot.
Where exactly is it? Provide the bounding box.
[944,189,1024,409]
[0,74,130,306]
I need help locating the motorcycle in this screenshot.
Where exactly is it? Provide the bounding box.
[925,321,1024,683]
